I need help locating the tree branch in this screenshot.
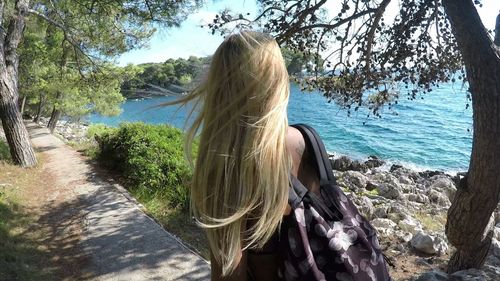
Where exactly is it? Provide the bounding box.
[364,0,391,73]
[27,8,100,75]
[277,8,377,44]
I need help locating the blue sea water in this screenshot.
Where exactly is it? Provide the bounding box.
[88,83,472,172]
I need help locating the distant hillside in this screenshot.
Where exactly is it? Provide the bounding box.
[121,56,211,98]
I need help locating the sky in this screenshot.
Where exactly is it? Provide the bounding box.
[117,0,500,66]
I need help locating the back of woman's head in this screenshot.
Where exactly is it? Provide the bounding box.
[184,31,291,275]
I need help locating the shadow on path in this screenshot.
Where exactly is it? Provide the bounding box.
[27,122,210,281]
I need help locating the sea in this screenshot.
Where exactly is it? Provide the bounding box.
[88,83,473,172]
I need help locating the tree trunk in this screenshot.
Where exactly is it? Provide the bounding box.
[0,75,37,167]
[19,95,26,115]
[0,0,37,167]
[33,92,44,123]
[47,106,61,134]
[442,0,500,272]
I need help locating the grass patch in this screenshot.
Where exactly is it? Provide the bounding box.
[0,139,11,162]
[0,161,54,280]
[414,211,447,233]
[358,188,379,197]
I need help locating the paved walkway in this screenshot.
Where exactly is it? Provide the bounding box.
[27,122,211,281]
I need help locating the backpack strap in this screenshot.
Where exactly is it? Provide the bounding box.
[289,175,307,209]
[291,124,336,186]
[289,174,341,221]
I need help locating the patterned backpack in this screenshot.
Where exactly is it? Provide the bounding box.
[279,124,391,281]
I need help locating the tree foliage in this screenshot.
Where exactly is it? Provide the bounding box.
[120,56,210,97]
[15,0,202,119]
[209,0,471,116]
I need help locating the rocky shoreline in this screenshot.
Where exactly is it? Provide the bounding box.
[332,157,500,280]
[35,117,90,144]
[40,118,500,280]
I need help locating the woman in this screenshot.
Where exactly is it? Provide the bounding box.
[175,31,317,280]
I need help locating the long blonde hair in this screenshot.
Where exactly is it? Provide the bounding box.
[174,31,291,275]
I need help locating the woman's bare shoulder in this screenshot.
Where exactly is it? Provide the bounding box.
[286,126,305,175]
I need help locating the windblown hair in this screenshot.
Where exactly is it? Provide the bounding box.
[175,31,291,275]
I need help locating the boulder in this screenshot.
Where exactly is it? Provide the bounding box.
[450,268,489,281]
[414,271,449,281]
[390,164,403,172]
[342,171,368,192]
[419,170,445,179]
[331,156,370,172]
[377,183,403,199]
[491,238,500,259]
[373,206,388,219]
[365,181,378,191]
[398,175,413,185]
[364,155,385,169]
[359,196,374,219]
[428,190,451,207]
[398,217,423,234]
[430,176,457,201]
[349,160,368,172]
[494,224,500,241]
[331,156,352,171]
[407,193,430,204]
[371,218,397,236]
[410,231,448,255]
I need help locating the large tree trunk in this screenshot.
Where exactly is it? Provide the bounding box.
[0,0,37,167]
[0,77,37,166]
[47,106,60,134]
[442,0,500,272]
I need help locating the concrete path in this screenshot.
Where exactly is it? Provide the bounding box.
[27,122,211,281]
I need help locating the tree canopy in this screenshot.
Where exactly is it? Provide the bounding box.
[209,0,470,116]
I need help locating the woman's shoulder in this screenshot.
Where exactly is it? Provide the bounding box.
[286,126,305,154]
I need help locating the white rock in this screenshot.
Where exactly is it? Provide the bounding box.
[377,183,403,199]
[372,218,397,236]
[493,225,500,241]
[398,175,413,185]
[428,189,451,207]
[491,238,500,259]
[398,217,423,234]
[410,231,448,255]
[430,177,457,202]
[343,171,368,191]
[407,193,430,204]
[359,196,374,219]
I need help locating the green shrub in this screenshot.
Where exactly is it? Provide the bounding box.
[86,123,116,140]
[95,122,193,209]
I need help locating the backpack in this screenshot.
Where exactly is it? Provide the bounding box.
[279,124,391,281]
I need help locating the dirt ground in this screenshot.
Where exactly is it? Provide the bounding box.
[0,153,89,281]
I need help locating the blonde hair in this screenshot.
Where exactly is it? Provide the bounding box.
[171,31,291,275]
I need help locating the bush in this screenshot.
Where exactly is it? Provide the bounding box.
[95,123,193,209]
[86,123,115,140]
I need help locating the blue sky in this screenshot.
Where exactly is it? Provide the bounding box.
[117,1,499,66]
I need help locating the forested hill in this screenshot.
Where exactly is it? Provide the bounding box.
[119,49,316,99]
[120,56,211,99]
